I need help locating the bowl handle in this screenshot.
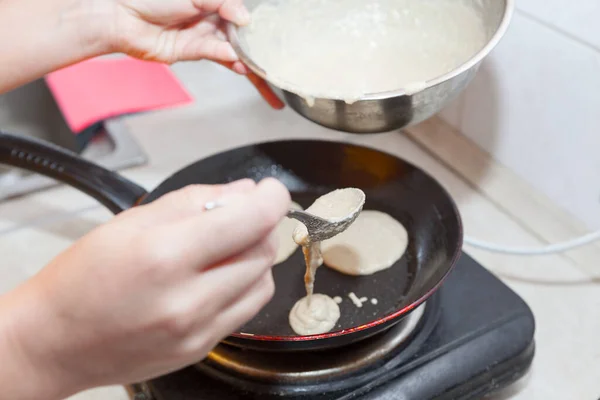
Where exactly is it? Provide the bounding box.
[0,130,148,214]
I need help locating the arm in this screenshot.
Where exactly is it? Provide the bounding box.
[0,0,253,95]
[0,281,80,400]
[0,2,107,396]
[0,179,288,399]
[0,0,110,93]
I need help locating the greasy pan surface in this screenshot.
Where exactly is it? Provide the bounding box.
[142,140,462,351]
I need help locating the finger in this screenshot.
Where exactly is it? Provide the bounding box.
[147,235,275,345]
[231,61,248,74]
[127,179,256,225]
[213,20,248,75]
[178,34,238,62]
[120,0,201,24]
[218,0,250,26]
[151,178,255,218]
[170,177,290,268]
[181,13,220,36]
[191,0,250,26]
[180,270,274,356]
[211,270,275,339]
[173,16,234,62]
[192,234,277,317]
[217,60,248,74]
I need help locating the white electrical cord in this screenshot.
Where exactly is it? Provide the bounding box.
[463,230,600,256]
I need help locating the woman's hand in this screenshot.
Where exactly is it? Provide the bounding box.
[0,178,290,400]
[109,0,250,72]
[0,0,252,93]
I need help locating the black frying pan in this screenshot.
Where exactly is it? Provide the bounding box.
[0,132,462,351]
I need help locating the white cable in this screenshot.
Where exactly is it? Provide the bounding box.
[463,230,600,256]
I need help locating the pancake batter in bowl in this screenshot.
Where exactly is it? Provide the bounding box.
[242,0,489,103]
[288,188,365,335]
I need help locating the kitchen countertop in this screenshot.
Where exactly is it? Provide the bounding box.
[0,61,598,400]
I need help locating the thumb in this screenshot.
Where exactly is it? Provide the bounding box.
[190,0,251,26]
[217,0,251,26]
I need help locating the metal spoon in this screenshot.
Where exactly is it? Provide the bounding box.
[287,207,362,242]
[204,189,364,243]
[291,188,365,243]
[204,203,360,242]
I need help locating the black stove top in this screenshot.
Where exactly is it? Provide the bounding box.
[130,253,535,400]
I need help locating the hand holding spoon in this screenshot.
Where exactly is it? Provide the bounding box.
[205,188,365,243]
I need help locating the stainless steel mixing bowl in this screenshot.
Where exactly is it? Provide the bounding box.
[228,0,514,134]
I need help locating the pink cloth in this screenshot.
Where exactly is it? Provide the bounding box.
[45,57,193,133]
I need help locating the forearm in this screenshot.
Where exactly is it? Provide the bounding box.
[0,280,80,400]
[0,0,112,94]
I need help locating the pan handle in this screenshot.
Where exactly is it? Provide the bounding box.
[0,130,148,214]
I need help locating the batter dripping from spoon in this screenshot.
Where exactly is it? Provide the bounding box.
[289,188,365,335]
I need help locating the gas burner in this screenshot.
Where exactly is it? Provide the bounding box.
[131,254,535,400]
[196,301,436,396]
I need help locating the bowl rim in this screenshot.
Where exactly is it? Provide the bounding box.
[227,0,515,101]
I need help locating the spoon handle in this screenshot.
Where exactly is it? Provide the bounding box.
[287,209,327,224]
[205,201,322,224]
[287,209,309,224]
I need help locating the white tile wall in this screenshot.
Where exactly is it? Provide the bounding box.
[438,6,600,230]
[517,0,600,51]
